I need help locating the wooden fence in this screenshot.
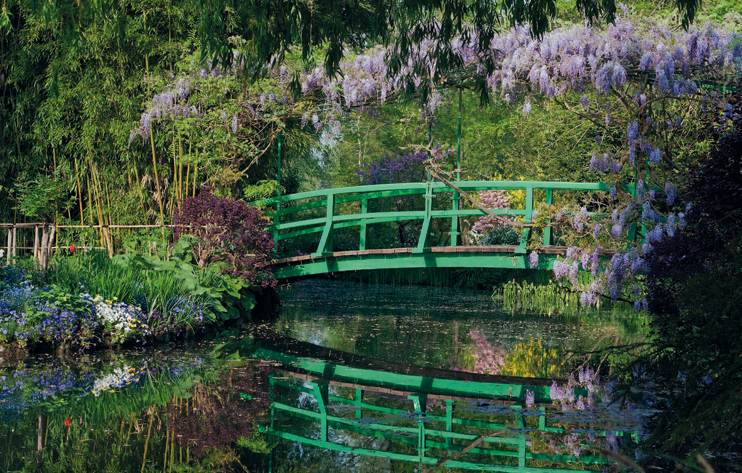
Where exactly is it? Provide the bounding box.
[0,223,177,264]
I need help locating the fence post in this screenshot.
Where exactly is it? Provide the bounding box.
[34,225,40,265]
[5,226,10,263]
[40,223,49,270]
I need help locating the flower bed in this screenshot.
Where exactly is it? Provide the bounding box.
[0,248,257,353]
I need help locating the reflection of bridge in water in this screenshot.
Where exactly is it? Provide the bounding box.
[256,337,641,472]
[262,180,629,282]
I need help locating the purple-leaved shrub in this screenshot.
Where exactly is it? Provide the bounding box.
[173,188,276,287]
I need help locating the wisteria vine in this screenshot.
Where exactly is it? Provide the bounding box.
[129,7,742,306]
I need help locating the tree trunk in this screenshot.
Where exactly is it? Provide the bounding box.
[102,227,113,258]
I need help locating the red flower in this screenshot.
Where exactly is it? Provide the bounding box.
[64,418,71,427]
[69,244,76,254]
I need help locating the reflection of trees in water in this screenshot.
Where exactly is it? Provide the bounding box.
[466,330,507,374]
[167,365,272,458]
[443,332,561,379]
[0,359,274,472]
[501,339,562,379]
[276,282,645,379]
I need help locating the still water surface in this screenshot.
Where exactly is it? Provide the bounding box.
[0,280,649,472]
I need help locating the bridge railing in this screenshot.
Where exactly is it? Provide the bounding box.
[259,180,615,258]
[263,370,627,471]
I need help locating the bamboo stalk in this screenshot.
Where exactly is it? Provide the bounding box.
[163,425,169,471]
[141,414,154,473]
[172,134,178,211]
[178,138,184,210]
[90,171,106,249]
[184,164,190,204]
[75,160,84,226]
[104,180,115,254]
[91,166,113,257]
[134,164,146,220]
[87,178,95,237]
[125,415,134,445]
[170,424,175,472]
[105,180,113,225]
[192,165,197,198]
[150,128,165,226]
[44,415,49,448]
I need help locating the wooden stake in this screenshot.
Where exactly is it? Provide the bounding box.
[5,227,10,263]
[48,225,56,260]
[11,225,16,263]
[40,223,49,271]
[34,226,39,265]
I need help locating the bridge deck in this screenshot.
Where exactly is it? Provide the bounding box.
[274,245,581,265]
[271,245,618,281]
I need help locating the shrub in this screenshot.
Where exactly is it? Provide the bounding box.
[173,188,275,287]
[639,86,742,464]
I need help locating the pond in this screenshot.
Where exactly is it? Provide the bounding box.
[0,279,651,472]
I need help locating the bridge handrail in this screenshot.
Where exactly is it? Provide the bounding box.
[258,180,627,258]
[260,180,613,207]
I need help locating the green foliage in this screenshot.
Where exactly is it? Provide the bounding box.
[14,173,75,222]
[111,238,258,323]
[495,278,637,316]
[479,226,520,246]
[38,284,94,316]
[241,179,280,202]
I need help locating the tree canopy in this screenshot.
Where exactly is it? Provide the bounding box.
[2,0,705,99]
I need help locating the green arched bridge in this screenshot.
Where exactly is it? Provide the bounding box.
[262,180,628,282]
[256,336,634,471]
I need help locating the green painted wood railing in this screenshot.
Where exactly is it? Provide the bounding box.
[260,180,617,258]
[261,367,635,472]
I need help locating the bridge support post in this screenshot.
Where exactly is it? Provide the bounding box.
[309,381,330,442]
[355,388,364,419]
[515,187,534,255]
[451,88,462,247]
[445,399,454,450]
[359,198,368,251]
[313,193,335,257]
[544,189,553,246]
[449,197,459,247]
[408,394,428,463]
[414,182,433,253]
